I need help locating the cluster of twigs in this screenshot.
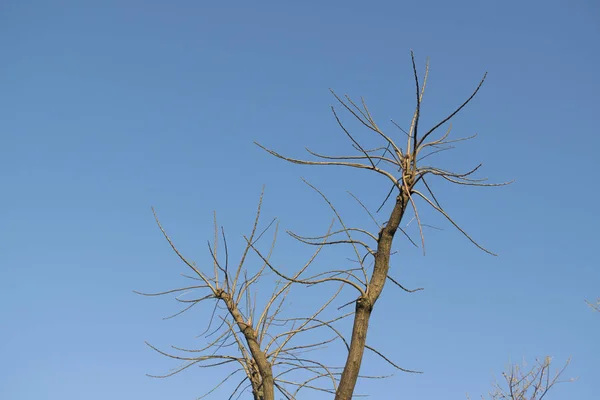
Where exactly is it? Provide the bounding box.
[256,55,510,257]
[586,298,600,312]
[468,357,575,400]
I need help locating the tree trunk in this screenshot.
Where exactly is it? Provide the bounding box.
[335,192,408,400]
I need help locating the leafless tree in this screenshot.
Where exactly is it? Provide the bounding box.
[137,190,352,400]
[467,357,575,400]
[139,52,510,400]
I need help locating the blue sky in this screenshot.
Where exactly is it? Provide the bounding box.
[1,1,598,399]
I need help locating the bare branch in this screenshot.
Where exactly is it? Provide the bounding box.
[232,186,266,297]
[412,189,497,256]
[133,285,208,297]
[247,237,366,295]
[305,147,399,168]
[151,207,215,291]
[348,191,381,229]
[331,106,376,168]
[418,72,487,148]
[254,142,400,186]
[365,344,422,374]
[302,178,370,283]
[329,89,404,159]
[386,274,424,293]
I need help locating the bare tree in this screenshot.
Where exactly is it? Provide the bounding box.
[137,190,352,400]
[256,51,510,399]
[139,52,510,399]
[468,357,575,400]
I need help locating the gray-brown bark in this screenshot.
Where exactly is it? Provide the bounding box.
[335,192,409,399]
[223,291,275,400]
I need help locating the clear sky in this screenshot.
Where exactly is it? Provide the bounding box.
[1,1,598,399]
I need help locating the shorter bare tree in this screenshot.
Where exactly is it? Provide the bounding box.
[136,189,354,400]
[468,357,574,400]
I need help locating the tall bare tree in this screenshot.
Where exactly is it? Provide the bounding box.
[139,52,510,399]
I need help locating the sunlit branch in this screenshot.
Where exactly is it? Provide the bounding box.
[288,227,378,243]
[330,106,376,168]
[348,191,381,229]
[303,268,367,288]
[213,211,219,289]
[269,284,345,360]
[391,119,410,138]
[196,368,245,400]
[416,146,454,163]
[255,142,400,187]
[302,178,370,282]
[133,285,208,297]
[288,233,375,254]
[412,189,497,256]
[329,90,404,160]
[235,221,277,305]
[232,187,265,296]
[247,237,366,295]
[152,207,215,291]
[416,124,453,154]
[440,175,514,187]
[163,294,213,320]
[305,147,400,168]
